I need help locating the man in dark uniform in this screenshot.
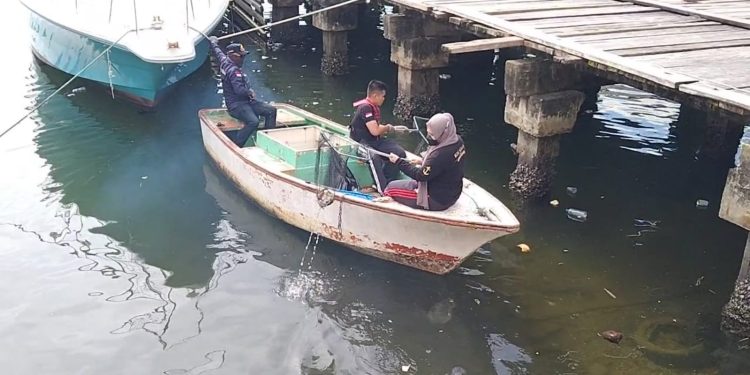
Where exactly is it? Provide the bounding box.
[349,80,406,192]
[209,36,277,147]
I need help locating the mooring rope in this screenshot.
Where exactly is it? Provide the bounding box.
[1,29,134,140]
[218,0,367,41]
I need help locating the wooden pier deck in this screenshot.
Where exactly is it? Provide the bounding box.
[387,0,750,116]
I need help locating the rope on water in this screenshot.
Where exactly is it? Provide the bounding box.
[1,29,135,140]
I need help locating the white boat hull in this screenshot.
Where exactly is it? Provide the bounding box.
[199,107,520,274]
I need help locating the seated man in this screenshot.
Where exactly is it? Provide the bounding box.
[384,113,466,211]
[209,36,277,147]
[349,80,406,192]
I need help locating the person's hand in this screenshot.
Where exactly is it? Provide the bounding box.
[409,156,423,165]
[388,153,400,163]
[248,89,256,99]
[385,124,395,133]
[208,36,219,45]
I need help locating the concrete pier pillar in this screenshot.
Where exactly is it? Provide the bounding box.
[722,235,750,339]
[720,144,750,339]
[320,30,349,75]
[504,58,585,198]
[311,0,357,76]
[269,0,303,44]
[509,132,561,198]
[700,113,744,163]
[384,13,460,120]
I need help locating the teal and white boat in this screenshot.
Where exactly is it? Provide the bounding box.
[20,0,229,107]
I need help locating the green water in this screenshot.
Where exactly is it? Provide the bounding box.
[2,2,750,374]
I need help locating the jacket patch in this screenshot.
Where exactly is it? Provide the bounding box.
[422,166,431,176]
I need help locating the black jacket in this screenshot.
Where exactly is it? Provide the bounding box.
[397,138,466,208]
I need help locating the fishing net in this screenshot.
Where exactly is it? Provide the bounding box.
[314,131,360,191]
[413,115,430,157]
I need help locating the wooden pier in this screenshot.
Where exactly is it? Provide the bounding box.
[387,0,750,116]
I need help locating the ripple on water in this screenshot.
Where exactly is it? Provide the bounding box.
[595,85,681,157]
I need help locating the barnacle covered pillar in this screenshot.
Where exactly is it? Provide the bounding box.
[383,12,461,120]
[720,144,750,340]
[504,58,584,198]
[312,0,358,76]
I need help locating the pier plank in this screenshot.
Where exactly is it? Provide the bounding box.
[567,24,736,42]
[496,6,661,22]
[679,82,750,111]
[616,0,750,30]
[582,29,750,49]
[519,13,699,28]
[441,36,524,53]
[438,5,698,87]
[612,39,750,57]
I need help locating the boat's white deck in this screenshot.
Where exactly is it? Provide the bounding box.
[20,0,228,63]
[240,147,519,228]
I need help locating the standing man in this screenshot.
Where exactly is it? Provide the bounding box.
[209,36,277,147]
[349,80,407,192]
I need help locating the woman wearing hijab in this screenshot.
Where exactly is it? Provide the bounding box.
[384,112,466,211]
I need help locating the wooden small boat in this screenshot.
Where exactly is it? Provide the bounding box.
[198,104,520,274]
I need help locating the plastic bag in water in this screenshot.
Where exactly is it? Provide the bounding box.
[566,208,587,222]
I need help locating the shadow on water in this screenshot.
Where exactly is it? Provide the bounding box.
[30,58,224,288]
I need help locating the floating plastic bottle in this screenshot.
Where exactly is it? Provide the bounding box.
[566,208,588,222]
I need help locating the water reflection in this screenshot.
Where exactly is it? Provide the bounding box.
[202,161,533,374]
[31,58,225,288]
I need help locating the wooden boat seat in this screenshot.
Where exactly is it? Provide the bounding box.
[215,117,244,131]
[212,108,307,132]
[277,109,307,127]
[240,147,294,173]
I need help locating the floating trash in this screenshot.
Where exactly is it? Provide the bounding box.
[71,87,86,94]
[566,208,587,222]
[517,243,531,253]
[401,365,410,372]
[696,199,709,209]
[439,73,452,80]
[566,186,578,197]
[600,330,623,344]
[549,199,560,207]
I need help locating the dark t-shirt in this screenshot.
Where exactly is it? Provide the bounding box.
[349,102,381,144]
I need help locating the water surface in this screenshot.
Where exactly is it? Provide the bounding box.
[1,2,749,374]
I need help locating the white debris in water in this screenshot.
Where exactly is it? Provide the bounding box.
[474,298,481,305]
[696,199,709,209]
[261,56,269,59]
[141,176,148,180]
[401,365,410,372]
[312,102,319,105]
[439,74,452,80]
